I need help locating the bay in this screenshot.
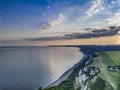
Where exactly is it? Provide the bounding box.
[0,47,82,90]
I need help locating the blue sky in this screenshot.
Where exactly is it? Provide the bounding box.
[0,0,120,41]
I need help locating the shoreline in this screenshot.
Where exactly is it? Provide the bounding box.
[39,45,120,90]
[47,53,87,88]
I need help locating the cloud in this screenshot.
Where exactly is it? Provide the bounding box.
[35,0,120,38]
[107,11,120,26]
[86,0,104,18]
[41,14,68,32]
[36,13,87,38]
[34,14,69,38]
[45,13,84,32]
[26,26,120,41]
[47,14,66,31]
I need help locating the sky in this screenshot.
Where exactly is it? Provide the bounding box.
[0,0,120,46]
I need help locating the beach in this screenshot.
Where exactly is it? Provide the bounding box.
[43,45,120,89]
[47,54,89,88]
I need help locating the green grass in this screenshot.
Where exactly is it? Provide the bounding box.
[90,78,106,90]
[89,77,114,90]
[38,60,83,90]
[38,51,120,90]
[93,51,120,90]
[106,51,120,65]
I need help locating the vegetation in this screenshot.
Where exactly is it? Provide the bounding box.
[106,51,120,65]
[90,78,106,90]
[89,77,114,90]
[93,52,120,90]
[38,60,83,90]
[38,51,120,90]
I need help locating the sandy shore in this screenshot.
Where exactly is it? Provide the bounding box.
[47,55,87,88]
[48,67,74,87]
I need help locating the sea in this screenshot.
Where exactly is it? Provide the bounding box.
[0,47,83,90]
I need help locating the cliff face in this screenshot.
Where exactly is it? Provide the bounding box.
[38,48,120,90]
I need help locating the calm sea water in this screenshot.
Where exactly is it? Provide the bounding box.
[0,47,82,90]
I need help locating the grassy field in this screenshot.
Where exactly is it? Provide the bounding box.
[38,60,83,90]
[38,51,120,90]
[93,51,120,90]
[106,51,120,65]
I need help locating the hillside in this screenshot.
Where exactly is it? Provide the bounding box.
[38,51,120,90]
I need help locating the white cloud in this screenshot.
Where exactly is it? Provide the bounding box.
[35,13,89,38]
[86,0,104,18]
[107,11,120,26]
[48,14,66,31]
[41,14,84,32]
[35,14,68,37]
[35,0,120,38]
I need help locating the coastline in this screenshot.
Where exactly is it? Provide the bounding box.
[39,45,120,90]
[48,66,74,87]
[47,53,87,88]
